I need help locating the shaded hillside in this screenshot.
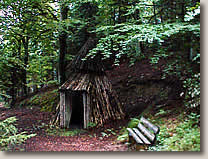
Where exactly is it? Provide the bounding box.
[13,59,184,119]
[106,59,183,117]
[14,85,59,113]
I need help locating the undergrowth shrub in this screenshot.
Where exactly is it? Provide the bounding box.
[117,118,140,142]
[19,89,59,112]
[0,117,36,151]
[46,125,86,136]
[149,113,200,151]
[183,73,200,109]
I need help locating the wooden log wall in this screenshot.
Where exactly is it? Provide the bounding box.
[65,92,72,128]
[60,92,65,128]
[87,75,125,126]
[59,74,125,128]
[83,92,90,128]
[60,92,72,128]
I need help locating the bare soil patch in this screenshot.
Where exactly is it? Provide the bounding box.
[0,105,128,152]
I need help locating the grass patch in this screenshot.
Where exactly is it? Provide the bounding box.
[46,126,87,137]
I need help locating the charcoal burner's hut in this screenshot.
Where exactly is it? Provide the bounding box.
[59,38,124,129]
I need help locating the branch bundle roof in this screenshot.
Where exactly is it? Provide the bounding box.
[59,37,125,125]
[60,37,105,91]
[70,37,105,75]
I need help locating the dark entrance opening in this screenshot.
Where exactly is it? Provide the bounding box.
[69,93,84,129]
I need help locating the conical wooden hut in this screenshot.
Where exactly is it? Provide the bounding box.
[59,38,124,128]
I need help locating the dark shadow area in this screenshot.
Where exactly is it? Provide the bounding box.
[69,93,84,129]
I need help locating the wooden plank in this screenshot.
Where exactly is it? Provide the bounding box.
[138,123,155,143]
[133,128,151,145]
[63,92,66,127]
[83,92,87,128]
[69,95,72,127]
[86,93,90,128]
[60,92,65,128]
[65,92,72,128]
[141,117,160,134]
[127,128,143,144]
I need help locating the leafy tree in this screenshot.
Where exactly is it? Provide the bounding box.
[84,0,200,109]
[0,0,59,106]
[0,0,200,111]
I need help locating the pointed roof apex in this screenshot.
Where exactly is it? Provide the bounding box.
[70,37,105,75]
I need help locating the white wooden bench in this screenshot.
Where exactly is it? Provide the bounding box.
[127,117,160,146]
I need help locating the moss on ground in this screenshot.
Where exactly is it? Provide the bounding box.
[19,88,59,112]
[46,125,87,136]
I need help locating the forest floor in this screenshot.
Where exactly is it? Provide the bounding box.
[0,105,129,152]
[0,59,200,151]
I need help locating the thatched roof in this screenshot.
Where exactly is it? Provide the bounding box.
[59,72,112,92]
[60,37,106,91]
[59,73,91,92]
[70,37,105,75]
[58,38,125,127]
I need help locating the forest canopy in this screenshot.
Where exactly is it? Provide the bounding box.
[0,0,200,110]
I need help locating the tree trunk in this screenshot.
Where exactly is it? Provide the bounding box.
[170,1,176,22]
[22,37,29,96]
[180,0,185,22]
[58,3,68,85]
[153,2,158,24]
[117,0,127,23]
[9,68,17,108]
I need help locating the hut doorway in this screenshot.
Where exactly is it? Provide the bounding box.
[60,91,89,129]
[69,93,84,128]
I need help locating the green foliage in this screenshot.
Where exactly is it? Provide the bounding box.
[185,2,200,22]
[86,22,200,67]
[84,1,200,114]
[183,73,200,108]
[127,118,140,128]
[46,126,86,137]
[149,113,200,151]
[117,118,140,142]
[117,130,129,142]
[0,0,59,102]
[59,129,86,136]
[0,117,36,151]
[155,109,170,117]
[100,128,117,138]
[87,122,97,128]
[19,88,59,112]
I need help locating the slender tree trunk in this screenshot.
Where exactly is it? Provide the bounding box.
[10,68,17,108]
[180,0,185,22]
[113,7,116,25]
[58,3,68,85]
[10,39,21,107]
[17,39,22,96]
[117,0,127,23]
[22,37,29,96]
[170,1,176,22]
[160,4,164,23]
[153,2,158,24]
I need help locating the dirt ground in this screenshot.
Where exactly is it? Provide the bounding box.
[0,104,129,152]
